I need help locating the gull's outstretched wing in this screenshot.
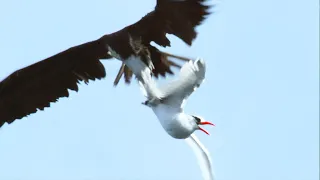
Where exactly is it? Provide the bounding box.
[159,58,206,108]
[130,56,163,100]
[137,58,206,108]
[185,133,215,180]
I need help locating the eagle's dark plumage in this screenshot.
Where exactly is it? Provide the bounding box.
[0,0,213,127]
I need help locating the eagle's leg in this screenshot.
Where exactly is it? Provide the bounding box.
[113,63,126,86]
[107,46,122,60]
[160,51,191,61]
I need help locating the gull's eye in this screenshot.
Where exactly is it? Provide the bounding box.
[192,115,201,123]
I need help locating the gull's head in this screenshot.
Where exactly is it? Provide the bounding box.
[141,100,152,107]
[191,115,215,135]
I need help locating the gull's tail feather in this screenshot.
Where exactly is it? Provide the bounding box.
[185,133,215,180]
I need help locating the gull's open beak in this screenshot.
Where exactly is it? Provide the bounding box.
[198,121,215,135]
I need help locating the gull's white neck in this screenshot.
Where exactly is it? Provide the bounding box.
[151,104,197,139]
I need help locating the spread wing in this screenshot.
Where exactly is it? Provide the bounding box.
[0,40,109,127]
[138,58,206,109]
[130,56,163,100]
[159,58,206,108]
[185,133,215,180]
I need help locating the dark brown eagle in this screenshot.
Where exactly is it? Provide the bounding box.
[0,0,213,127]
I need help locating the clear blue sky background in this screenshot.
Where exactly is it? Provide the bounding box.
[0,0,318,180]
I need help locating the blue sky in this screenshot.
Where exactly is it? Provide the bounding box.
[0,0,318,180]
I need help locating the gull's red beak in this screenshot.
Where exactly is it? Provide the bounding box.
[200,121,215,126]
[198,121,215,135]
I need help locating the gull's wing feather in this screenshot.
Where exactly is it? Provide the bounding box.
[123,56,162,100]
[159,58,206,107]
[137,57,206,108]
[185,133,215,180]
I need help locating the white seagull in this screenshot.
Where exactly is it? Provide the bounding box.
[133,57,215,180]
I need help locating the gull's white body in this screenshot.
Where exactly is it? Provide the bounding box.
[151,105,196,139]
[127,57,215,180]
[138,58,206,139]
